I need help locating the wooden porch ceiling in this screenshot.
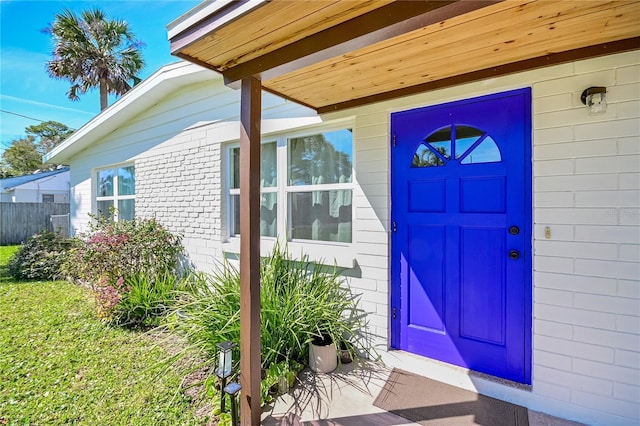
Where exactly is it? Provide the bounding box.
[170,0,640,113]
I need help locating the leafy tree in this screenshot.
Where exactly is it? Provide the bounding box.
[45,8,144,111]
[1,137,42,176]
[26,121,73,155]
[1,121,73,176]
[412,144,448,167]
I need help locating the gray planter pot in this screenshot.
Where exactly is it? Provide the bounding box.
[309,341,337,373]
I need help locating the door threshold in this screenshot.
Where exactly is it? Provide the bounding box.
[467,368,532,392]
[381,349,532,398]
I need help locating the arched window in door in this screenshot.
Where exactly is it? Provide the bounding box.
[411,125,501,167]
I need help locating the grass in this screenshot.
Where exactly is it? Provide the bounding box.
[0,245,205,425]
[0,246,18,283]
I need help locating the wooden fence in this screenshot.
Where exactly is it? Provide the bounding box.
[0,202,70,245]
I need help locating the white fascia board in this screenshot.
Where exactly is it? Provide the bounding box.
[45,62,219,164]
[166,0,232,39]
[167,0,267,40]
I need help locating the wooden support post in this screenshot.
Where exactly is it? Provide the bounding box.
[239,76,262,425]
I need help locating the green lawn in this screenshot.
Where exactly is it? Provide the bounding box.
[0,246,205,425]
[0,245,18,283]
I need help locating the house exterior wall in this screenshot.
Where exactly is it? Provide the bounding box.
[135,126,224,270]
[66,52,639,425]
[12,188,39,203]
[320,50,638,425]
[68,75,316,237]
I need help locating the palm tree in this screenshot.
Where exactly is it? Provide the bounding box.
[45,8,144,111]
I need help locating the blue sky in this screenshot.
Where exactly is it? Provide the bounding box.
[0,0,200,154]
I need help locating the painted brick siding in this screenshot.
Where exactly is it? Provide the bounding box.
[67,65,317,268]
[136,128,223,271]
[323,50,639,425]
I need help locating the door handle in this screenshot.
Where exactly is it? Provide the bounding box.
[509,250,520,260]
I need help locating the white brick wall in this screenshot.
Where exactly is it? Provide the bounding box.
[136,131,223,270]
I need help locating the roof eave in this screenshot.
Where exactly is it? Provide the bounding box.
[45,62,218,164]
[167,0,640,114]
[168,0,269,56]
[316,37,640,114]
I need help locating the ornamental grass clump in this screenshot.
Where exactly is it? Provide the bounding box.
[169,242,371,404]
[114,272,185,327]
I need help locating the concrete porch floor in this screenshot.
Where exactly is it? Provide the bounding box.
[261,360,585,426]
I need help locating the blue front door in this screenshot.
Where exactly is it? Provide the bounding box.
[390,89,532,384]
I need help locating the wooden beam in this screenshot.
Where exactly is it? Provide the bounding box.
[222,0,501,86]
[239,76,262,426]
[316,37,640,113]
[174,52,220,74]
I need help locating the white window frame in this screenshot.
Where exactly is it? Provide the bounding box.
[223,123,356,267]
[227,140,279,240]
[94,163,135,222]
[284,127,355,245]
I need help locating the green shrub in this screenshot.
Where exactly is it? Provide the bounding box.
[61,214,184,324]
[8,230,71,280]
[92,276,128,321]
[169,243,370,405]
[62,214,183,286]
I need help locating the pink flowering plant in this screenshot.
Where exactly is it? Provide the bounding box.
[64,214,182,285]
[93,276,130,320]
[62,212,184,325]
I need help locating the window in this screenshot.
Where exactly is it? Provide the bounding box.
[96,165,135,221]
[412,125,501,167]
[227,128,353,244]
[42,194,55,203]
[229,142,277,237]
[287,129,353,243]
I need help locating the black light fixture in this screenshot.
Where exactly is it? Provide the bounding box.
[224,381,242,426]
[581,86,607,115]
[216,340,236,413]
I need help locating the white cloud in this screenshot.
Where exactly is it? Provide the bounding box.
[1,94,95,116]
[0,94,97,146]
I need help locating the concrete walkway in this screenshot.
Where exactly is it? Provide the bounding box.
[262,360,585,426]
